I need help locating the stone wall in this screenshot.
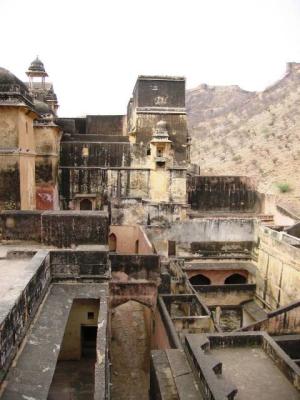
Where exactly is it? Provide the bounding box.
[0,251,51,382]
[60,142,131,168]
[110,254,160,281]
[50,250,109,280]
[188,176,261,212]
[255,226,300,309]
[194,284,256,306]
[41,211,108,247]
[147,218,257,256]
[240,301,300,335]
[0,210,109,247]
[0,210,42,241]
[0,157,20,210]
[133,114,188,164]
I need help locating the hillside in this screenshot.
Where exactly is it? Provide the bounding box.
[186,62,300,218]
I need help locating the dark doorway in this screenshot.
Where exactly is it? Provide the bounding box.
[80,198,93,210]
[81,326,97,358]
[109,233,117,252]
[189,274,211,285]
[224,273,247,284]
[135,239,139,254]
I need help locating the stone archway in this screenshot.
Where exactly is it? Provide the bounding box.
[189,274,211,285]
[224,273,247,284]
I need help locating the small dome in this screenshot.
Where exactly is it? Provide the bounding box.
[156,120,167,129]
[33,99,52,115]
[44,86,57,102]
[28,56,46,73]
[0,67,29,93]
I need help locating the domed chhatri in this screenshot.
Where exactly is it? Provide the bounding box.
[26,56,48,76]
[153,120,170,140]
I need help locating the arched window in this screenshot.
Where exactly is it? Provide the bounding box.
[224,273,247,284]
[80,198,93,210]
[189,274,211,285]
[109,233,117,252]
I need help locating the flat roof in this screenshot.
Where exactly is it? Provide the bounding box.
[0,256,36,322]
[211,347,300,400]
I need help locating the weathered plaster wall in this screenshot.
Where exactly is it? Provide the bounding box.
[0,210,42,241]
[50,250,109,280]
[60,142,131,168]
[194,284,256,306]
[146,218,257,256]
[152,310,172,350]
[255,226,300,309]
[188,176,261,212]
[0,108,36,210]
[41,211,108,247]
[18,111,35,151]
[0,210,109,248]
[19,154,36,210]
[112,199,187,226]
[0,108,19,147]
[34,125,60,155]
[110,254,159,281]
[0,157,20,210]
[135,78,185,109]
[86,115,126,135]
[133,114,188,164]
[34,125,61,210]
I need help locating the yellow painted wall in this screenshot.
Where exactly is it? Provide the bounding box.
[149,169,169,202]
[19,154,36,210]
[0,108,19,148]
[59,299,100,361]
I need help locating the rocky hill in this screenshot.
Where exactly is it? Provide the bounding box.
[186,62,300,217]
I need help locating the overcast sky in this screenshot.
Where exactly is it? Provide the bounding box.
[1,0,299,116]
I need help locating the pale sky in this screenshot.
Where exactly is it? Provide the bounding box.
[1,0,299,116]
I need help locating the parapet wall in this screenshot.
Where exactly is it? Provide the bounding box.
[50,250,109,280]
[0,210,109,247]
[147,218,257,256]
[0,251,51,382]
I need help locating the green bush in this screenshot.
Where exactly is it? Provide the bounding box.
[277,183,291,193]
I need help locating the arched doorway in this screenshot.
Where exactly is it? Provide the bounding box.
[224,273,247,284]
[109,233,117,252]
[135,240,139,254]
[189,274,211,285]
[80,198,93,210]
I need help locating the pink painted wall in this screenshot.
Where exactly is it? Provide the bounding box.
[109,225,154,254]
